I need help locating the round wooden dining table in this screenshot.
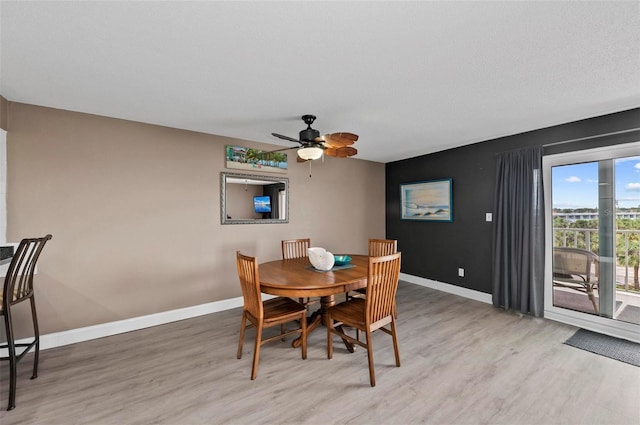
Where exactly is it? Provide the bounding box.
[259,254,368,349]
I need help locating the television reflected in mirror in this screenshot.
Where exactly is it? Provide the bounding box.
[253,195,272,213]
[221,172,288,224]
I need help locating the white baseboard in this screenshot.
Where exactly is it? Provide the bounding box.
[400,273,493,304]
[3,277,489,355]
[1,296,245,357]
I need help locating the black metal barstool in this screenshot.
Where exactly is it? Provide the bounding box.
[1,234,52,410]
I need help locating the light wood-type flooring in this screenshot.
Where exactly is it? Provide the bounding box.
[1,282,639,424]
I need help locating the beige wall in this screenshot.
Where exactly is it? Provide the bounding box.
[227,182,264,220]
[5,102,385,336]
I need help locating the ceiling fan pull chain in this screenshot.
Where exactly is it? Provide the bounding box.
[308,160,312,178]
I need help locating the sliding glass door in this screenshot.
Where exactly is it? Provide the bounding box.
[544,142,640,342]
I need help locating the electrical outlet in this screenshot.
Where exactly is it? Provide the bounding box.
[458,267,465,277]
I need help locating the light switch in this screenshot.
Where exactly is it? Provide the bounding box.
[486,213,492,222]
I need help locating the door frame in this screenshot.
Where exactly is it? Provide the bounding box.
[543,141,640,343]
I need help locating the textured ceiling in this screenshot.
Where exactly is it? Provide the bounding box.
[1,1,639,163]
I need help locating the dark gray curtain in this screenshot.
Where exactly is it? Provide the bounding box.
[492,146,545,317]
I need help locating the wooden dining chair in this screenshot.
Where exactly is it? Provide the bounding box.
[281,238,311,260]
[348,238,398,301]
[368,238,398,257]
[1,234,52,410]
[236,251,307,380]
[281,238,318,307]
[327,252,401,387]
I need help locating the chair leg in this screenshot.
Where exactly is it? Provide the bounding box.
[4,311,17,410]
[30,296,40,379]
[300,312,307,360]
[251,323,263,380]
[391,319,401,367]
[586,286,599,314]
[237,312,247,359]
[365,330,376,387]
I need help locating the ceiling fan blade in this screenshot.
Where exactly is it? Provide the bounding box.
[321,138,345,148]
[259,146,297,155]
[324,148,339,157]
[321,132,358,148]
[326,146,357,158]
[332,132,359,142]
[342,146,357,157]
[271,133,301,143]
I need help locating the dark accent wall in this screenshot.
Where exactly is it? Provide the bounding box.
[386,108,640,294]
[263,182,284,219]
[0,96,8,130]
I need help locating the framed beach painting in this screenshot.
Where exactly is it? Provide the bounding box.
[400,178,453,222]
[225,145,288,174]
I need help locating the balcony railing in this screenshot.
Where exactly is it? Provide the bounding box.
[553,227,639,292]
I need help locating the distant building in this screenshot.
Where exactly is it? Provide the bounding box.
[554,212,640,222]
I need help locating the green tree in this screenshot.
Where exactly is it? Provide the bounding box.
[245,148,262,164]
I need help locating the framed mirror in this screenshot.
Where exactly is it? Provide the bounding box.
[221,172,289,224]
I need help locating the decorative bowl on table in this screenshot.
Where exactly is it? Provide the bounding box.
[333,255,352,266]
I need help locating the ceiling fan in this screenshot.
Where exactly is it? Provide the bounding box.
[271,115,359,161]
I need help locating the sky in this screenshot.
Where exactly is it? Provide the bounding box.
[552,155,640,209]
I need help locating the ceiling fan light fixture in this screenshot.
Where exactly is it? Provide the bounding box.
[297,146,324,161]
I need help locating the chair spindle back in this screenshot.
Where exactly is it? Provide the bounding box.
[282,238,311,260]
[3,235,52,309]
[365,253,401,326]
[236,252,263,320]
[368,239,397,257]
